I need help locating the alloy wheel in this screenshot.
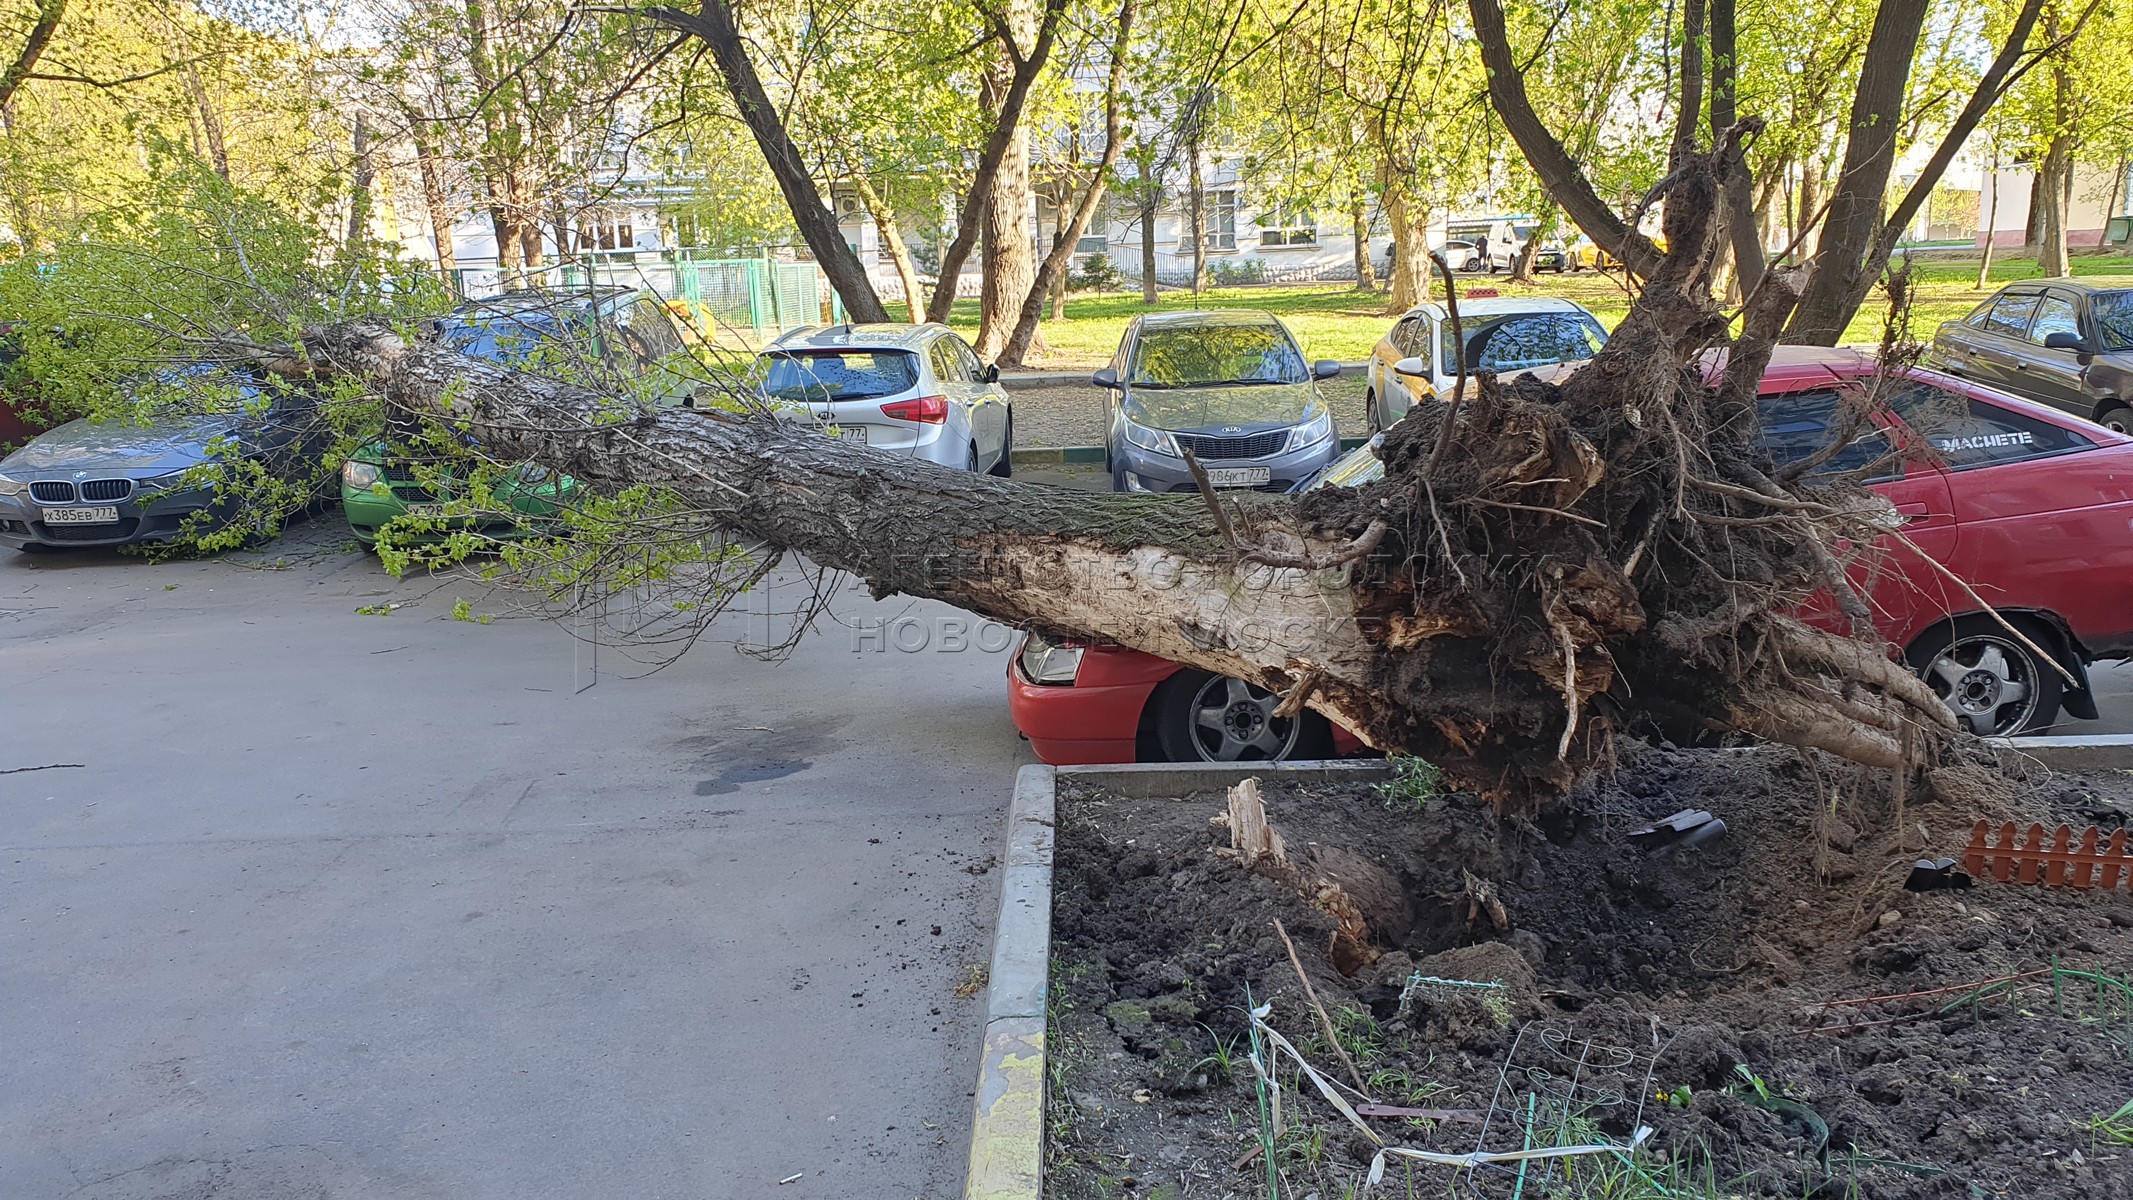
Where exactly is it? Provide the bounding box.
[1921,635,2040,736]
[1182,675,1303,761]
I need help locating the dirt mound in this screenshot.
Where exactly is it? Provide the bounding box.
[1046,744,2133,1198]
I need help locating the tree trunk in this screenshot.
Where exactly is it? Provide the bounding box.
[182,60,231,182]
[1977,143,2001,289]
[2038,135,2072,277]
[1352,200,1377,290]
[646,0,888,323]
[1140,188,1159,304]
[974,125,1035,360]
[1382,186,1431,313]
[1187,148,1206,295]
[278,149,1956,807]
[916,0,1068,324]
[345,114,374,255]
[997,0,1134,366]
[1709,0,1764,295]
[853,174,924,323]
[1509,206,1556,283]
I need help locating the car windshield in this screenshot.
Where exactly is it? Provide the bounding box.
[760,349,919,401]
[1128,324,1306,388]
[437,313,585,368]
[2095,290,2133,352]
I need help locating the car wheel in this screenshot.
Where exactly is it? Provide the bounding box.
[1150,669,1332,763]
[1365,389,1382,434]
[988,418,1013,477]
[1907,617,2064,736]
[964,442,979,472]
[2099,403,2133,436]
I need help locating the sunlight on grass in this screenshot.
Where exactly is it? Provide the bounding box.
[951,253,2133,370]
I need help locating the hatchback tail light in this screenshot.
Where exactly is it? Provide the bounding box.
[880,395,948,424]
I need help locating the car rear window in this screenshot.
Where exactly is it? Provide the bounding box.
[1461,314,1606,372]
[1889,382,2094,469]
[1756,388,1896,480]
[761,350,919,401]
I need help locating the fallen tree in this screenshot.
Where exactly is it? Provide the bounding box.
[257,144,1952,803]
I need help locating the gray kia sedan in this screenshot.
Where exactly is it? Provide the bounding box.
[1096,311,1342,493]
[0,365,320,553]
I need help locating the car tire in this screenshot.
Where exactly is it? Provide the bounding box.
[2098,403,2133,437]
[1365,389,1382,434]
[988,418,1014,477]
[964,442,979,473]
[1906,616,2065,737]
[1149,669,1333,763]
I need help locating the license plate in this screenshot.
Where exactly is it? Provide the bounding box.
[404,504,450,519]
[1206,467,1272,488]
[834,426,867,443]
[44,506,119,524]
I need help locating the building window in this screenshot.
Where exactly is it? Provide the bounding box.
[1205,190,1238,250]
[1075,234,1108,255]
[1261,215,1317,247]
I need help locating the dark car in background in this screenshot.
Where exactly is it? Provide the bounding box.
[1927,280,2132,435]
[1094,310,1343,494]
[0,364,324,553]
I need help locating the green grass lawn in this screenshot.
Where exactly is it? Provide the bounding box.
[950,251,2133,370]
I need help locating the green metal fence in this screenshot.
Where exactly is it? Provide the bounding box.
[448,251,843,344]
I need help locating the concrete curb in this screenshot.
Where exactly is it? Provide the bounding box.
[961,759,1391,1200]
[1982,734,2133,772]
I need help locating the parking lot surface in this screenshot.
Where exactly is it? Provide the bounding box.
[2,529,1028,1199]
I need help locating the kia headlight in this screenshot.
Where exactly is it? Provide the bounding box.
[1287,406,1335,452]
[0,472,23,497]
[1121,419,1179,457]
[1019,634,1084,685]
[341,460,382,489]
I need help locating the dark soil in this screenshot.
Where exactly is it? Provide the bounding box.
[1046,745,2133,1199]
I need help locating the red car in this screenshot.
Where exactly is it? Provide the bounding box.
[1009,347,2133,763]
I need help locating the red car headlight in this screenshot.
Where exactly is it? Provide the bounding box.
[1018,634,1084,685]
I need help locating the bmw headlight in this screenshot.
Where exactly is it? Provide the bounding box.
[1287,406,1335,453]
[138,469,195,493]
[341,460,382,489]
[1018,634,1084,685]
[0,472,23,497]
[1121,419,1179,457]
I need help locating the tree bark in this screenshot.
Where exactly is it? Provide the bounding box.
[920,0,1068,325]
[1977,140,2001,289]
[1382,186,1431,313]
[646,1,889,323]
[345,113,374,255]
[996,0,1134,367]
[1509,205,1556,283]
[1669,0,1706,170]
[0,0,64,114]
[1187,147,1206,295]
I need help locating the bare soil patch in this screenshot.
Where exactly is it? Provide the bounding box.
[1046,745,2133,1198]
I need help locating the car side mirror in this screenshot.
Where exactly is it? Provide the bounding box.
[1312,359,1342,380]
[980,363,1001,384]
[1092,368,1122,389]
[2042,330,2095,358]
[1393,356,1428,378]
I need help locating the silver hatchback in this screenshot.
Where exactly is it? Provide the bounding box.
[756,324,1013,474]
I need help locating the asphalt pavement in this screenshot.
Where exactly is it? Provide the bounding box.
[1,527,1032,1199]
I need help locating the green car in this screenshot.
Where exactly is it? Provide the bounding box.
[341,451,574,546]
[342,286,698,546]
